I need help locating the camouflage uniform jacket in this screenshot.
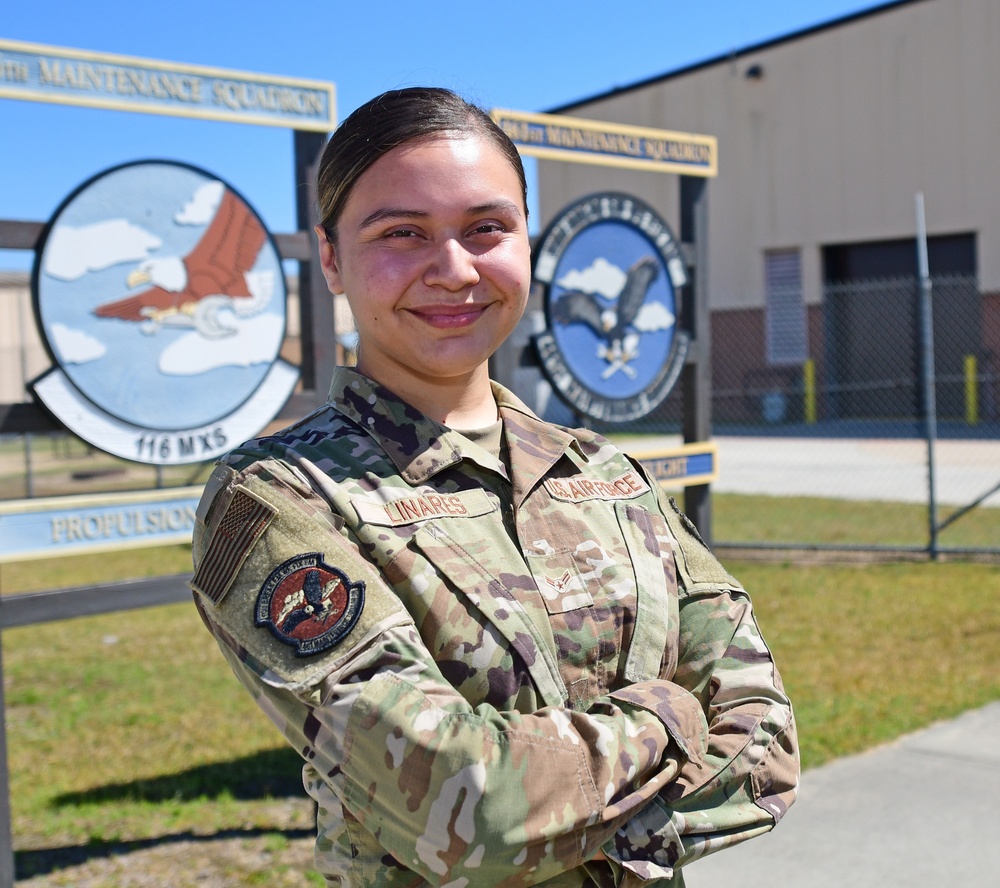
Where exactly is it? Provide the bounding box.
[191,367,798,887]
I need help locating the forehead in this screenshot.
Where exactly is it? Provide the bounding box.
[344,133,525,213]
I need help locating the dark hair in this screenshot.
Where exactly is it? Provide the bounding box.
[316,87,527,242]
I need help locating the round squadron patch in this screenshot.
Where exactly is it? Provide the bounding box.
[255,553,365,657]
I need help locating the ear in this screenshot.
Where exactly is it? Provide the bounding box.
[314,224,344,295]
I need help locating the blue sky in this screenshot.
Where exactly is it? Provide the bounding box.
[2,0,888,271]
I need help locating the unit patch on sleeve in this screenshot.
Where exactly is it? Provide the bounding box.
[192,486,277,604]
[255,553,365,657]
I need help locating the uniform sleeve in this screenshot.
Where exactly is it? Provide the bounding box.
[601,496,800,882]
[192,459,711,886]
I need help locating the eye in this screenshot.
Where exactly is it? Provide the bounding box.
[469,222,507,236]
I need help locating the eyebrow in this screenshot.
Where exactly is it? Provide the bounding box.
[358,199,523,231]
[358,207,428,230]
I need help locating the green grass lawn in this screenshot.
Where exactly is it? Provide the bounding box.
[1,501,998,881]
[0,434,212,500]
[713,491,1000,550]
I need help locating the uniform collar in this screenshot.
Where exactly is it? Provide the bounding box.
[327,367,579,490]
[494,382,582,507]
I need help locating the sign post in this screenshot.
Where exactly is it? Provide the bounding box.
[680,175,712,537]
[0,40,337,886]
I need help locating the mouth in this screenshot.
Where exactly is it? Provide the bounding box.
[407,302,492,329]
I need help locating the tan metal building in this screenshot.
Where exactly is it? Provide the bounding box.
[0,273,48,406]
[535,0,1000,425]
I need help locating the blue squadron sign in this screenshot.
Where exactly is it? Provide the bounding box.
[31,160,299,466]
[0,38,335,131]
[533,192,689,423]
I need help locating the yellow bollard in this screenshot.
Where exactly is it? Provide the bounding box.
[965,354,978,425]
[803,358,817,424]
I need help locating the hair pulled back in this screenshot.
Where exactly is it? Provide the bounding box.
[316,87,527,243]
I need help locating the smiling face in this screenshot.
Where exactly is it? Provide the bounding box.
[317,133,531,409]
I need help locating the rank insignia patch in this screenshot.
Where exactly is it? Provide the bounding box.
[255,553,365,657]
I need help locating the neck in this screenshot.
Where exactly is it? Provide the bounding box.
[356,360,498,428]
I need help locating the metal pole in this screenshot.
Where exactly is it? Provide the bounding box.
[680,175,712,542]
[23,434,32,500]
[0,636,15,888]
[294,130,336,405]
[915,192,938,559]
[16,288,34,500]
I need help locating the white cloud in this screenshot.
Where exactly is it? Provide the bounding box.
[50,323,107,363]
[556,257,626,299]
[175,181,224,225]
[157,313,282,375]
[634,301,676,332]
[44,220,161,282]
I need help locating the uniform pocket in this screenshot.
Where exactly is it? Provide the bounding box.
[618,501,678,682]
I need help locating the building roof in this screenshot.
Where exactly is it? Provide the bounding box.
[547,0,927,113]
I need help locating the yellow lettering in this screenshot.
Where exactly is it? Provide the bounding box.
[211,80,323,116]
[38,59,62,86]
[0,58,29,83]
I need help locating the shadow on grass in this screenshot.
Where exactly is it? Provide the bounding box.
[52,746,305,806]
[15,826,316,879]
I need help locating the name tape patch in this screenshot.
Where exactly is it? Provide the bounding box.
[352,488,495,527]
[543,470,650,503]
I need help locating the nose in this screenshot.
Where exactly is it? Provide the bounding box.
[423,238,480,291]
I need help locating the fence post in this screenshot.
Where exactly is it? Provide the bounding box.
[803,358,817,424]
[0,636,15,888]
[915,192,939,560]
[965,354,979,426]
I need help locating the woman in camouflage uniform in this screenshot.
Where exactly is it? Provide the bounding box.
[191,87,798,887]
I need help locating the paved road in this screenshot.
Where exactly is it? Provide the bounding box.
[686,701,1000,886]
[712,436,1000,507]
[621,435,1000,508]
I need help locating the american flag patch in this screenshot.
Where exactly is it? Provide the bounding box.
[192,487,276,605]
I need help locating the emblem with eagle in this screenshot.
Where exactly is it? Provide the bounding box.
[532,191,688,423]
[92,184,273,338]
[551,255,675,379]
[256,553,365,657]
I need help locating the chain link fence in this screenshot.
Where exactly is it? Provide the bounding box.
[612,273,1000,556]
[3,272,999,557]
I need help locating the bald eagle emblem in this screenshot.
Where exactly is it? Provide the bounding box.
[255,553,365,657]
[551,256,675,379]
[93,184,273,338]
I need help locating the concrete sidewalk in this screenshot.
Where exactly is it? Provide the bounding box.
[686,701,1000,886]
[712,436,1000,507]
[619,434,1000,508]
